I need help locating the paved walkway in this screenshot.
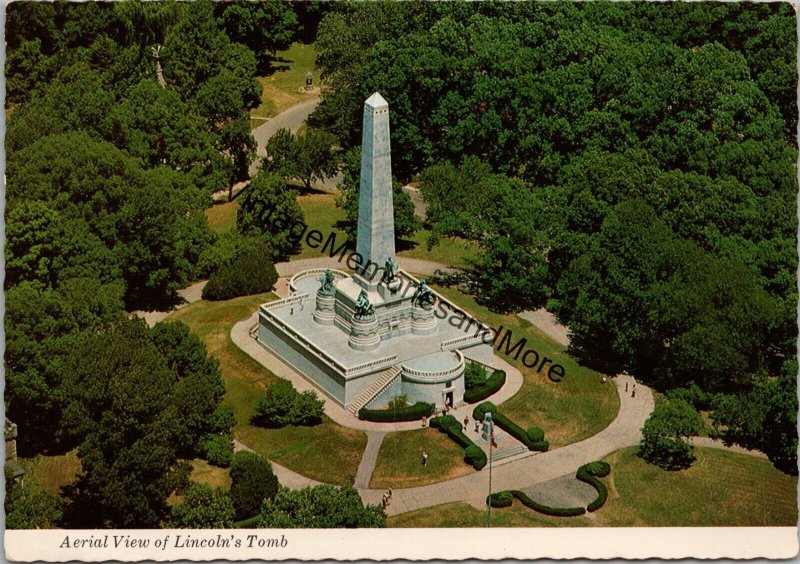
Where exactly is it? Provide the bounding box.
[249,97,320,177]
[689,436,768,459]
[354,432,387,488]
[518,308,570,347]
[360,373,654,516]
[132,280,207,327]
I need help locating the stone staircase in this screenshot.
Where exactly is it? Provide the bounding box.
[347,366,402,415]
[490,444,528,463]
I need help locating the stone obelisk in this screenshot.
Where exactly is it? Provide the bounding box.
[355,92,395,290]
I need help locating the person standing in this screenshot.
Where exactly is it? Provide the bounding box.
[474,419,480,433]
[421,450,428,466]
[463,416,469,431]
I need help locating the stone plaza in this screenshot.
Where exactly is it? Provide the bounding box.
[257,93,496,413]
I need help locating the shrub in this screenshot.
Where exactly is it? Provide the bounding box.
[170,483,235,528]
[202,237,278,301]
[527,427,544,442]
[464,445,486,469]
[229,451,278,521]
[576,462,610,512]
[463,370,506,403]
[210,404,236,435]
[358,402,434,422]
[665,381,710,410]
[430,415,487,470]
[465,362,488,390]
[486,491,513,508]
[473,401,548,452]
[287,390,325,426]
[511,490,585,517]
[388,395,409,410]
[202,434,234,468]
[252,381,324,428]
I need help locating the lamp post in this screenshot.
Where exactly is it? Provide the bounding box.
[484,412,494,528]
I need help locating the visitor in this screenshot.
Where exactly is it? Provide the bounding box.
[625,382,629,392]
[388,487,392,499]
[290,306,294,316]
[381,494,388,509]
[421,450,428,466]
[490,431,497,448]
[474,420,480,433]
[463,416,469,431]
[421,415,427,428]
[601,376,607,384]
[632,385,636,398]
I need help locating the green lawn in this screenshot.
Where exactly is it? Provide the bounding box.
[390,447,798,527]
[251,42,317,124]
[294,192,348,259]
[432,285,620,448]
[19,451,82,495]
[190,458,231,490]
[398,228,479,269]
[164,293,367,485]
[370,428,475,489]
[205,200,239,234]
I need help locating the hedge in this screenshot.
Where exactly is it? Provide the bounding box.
[358,402,434,422]
[463,369,506,403]
[576,462,610,512]
[430,415,487,470]
[487,491,513,508]
[485,461,612,517]
[472,402,549,452]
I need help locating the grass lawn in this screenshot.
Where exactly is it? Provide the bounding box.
[19,451,82,495]
[398,228,479,269]
[294,192,348,259]
[251,43,317,124]
[369,428,475,489]
[598,446,797,526]
[164,293,366,485]
[205,200,239,234]
[390,447,798,527]
[190,458,231,490]
[432,285,620,448]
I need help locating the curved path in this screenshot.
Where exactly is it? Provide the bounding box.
[249,96,321,177]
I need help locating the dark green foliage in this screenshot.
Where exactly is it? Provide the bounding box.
[215,2,298,63]
[464,361,488,390]
[464,445,486,470]
[259,484,386,528]
[429,415,486,470]
[472,402,549,452]
[463,370,506,404]
[639,398,705,470]
[711,358,798,474]
[527,427,545,443]
[237,172,306,259]
[170,483,235,529]
[576,463,610,512]
[263,127,340,190]
[230,451,279,521]
[59,319,196,527]
[486,491,513,508]
[665,382,711,411]
[202,434,234,468]
[251,380,324,428]
[202,237,278,301]
[5,479,63,529]
[358,402,434,423]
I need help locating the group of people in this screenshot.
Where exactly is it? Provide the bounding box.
[381,487,393,508]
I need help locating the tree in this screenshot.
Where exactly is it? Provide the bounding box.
[59,319,190,527]
[229,451,279,521]
[263,127,339,191]
[251,380,324,428]
[170,484,235,528]
[639,398,705,470]
[237,172,305,258]
[202,237,279,301]
[215,1,298,64]
[259,484,385,528]
[5,478,63,529]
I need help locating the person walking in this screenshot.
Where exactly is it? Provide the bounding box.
[388,487,393,500]
[290,306,294,316]
[632,385,636,398]
[625,382,629,392]
[421,450,428,466]
[421,415,427,428]
[463,416,469,431]
[474,419,480,433]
